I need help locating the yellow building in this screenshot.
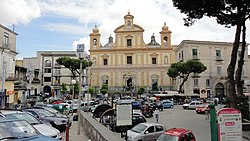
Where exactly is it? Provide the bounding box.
[89,12,176,94]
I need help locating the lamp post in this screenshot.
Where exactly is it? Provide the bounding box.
[76,44,85,135]
[71,79,76,99]
[26,66,34,100]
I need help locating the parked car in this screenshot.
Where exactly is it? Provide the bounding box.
[33,106,69,118]
[195,103,209,114]
[114,112,147,132]
[132,101,141,109]
[152,102,163,111]
[157,128,196,141]
[183,101,203,110]
[22,108,71,132]
[127,123,166,141]
[0,110,61,139]
[162,100,174,109]
[0,118,60,141]
[51,103,73,115]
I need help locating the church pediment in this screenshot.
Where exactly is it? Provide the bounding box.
[114,24,144,33]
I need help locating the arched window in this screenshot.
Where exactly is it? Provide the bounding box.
[93,39,97,46]
[151,75,159,91]
[163,36,168,47]
[45,60,51,67]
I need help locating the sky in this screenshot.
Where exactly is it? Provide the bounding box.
[0,0,250,59]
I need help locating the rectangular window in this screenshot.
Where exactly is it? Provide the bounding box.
[206,79,210,87]
[181,50,184,60]
[103,59,108,65]
[44,77,51,82]
[152,58,156,64]
[3,32,9,47]
[217,66,222,75]
[127,39,132,47]
[194,79,198,87]
[192,48,198,59]
[216,49,221,60]
[44,68,51,73]
[127,56,132,64]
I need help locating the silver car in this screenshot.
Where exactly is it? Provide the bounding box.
[127,123,166,141]
[0,110,61,139]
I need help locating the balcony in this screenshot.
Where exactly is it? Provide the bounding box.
[192,73,200,78]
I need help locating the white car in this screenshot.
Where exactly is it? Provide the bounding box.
[183,101,203,109]
[0,110,61,139]
[127,123,166,141]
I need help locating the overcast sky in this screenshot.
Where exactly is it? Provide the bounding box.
[0,0,249,59]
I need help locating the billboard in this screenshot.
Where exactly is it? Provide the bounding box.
[116,103,132,126]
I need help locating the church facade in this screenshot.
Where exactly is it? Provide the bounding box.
[89,12,176,94]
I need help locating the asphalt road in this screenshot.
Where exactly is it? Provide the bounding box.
[139,105,211,141]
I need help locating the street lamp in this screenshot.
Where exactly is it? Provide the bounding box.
[71,79,76,99]
[76,44,85,135]
[26,66,34,99]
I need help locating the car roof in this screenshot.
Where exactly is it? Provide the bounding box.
[0,117,25,123]
[140,122,164,126]
[0,110,24,115]
[164,128,191,136]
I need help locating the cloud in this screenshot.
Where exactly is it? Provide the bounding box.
[0,0,41,25]
[42,23,88,35]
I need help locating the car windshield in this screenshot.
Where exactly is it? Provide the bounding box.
[0,120,39,140]
[130,124,147,133]
[157,134,179,141]
[43,107,59,114]
[37,110,55,117]
[5,113,41,125]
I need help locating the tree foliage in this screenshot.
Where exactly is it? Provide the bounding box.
[56,57,92,78]
[172,0,250,108]
[137,87,145,95]
[61,83,67,94]
[167,60,207,93]
[88,87,94,95]
[100,84,108,95]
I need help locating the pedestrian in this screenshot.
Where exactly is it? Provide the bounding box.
[154,108,160,123]
[205,105,210,120]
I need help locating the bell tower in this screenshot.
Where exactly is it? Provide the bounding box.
[89,25,101,50]
[160,22,172,48]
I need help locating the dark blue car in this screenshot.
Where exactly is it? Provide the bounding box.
[132,101,141,109]
[0,118,60,141]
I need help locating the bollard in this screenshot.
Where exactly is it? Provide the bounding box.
[65,124,70,141]
[209,104,218,141]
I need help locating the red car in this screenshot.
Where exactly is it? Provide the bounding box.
[195,103,209,114]
[157,128,196,141]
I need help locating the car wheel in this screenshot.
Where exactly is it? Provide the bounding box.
[170,105,173,108]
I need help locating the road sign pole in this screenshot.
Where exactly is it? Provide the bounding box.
[210,104,218,141]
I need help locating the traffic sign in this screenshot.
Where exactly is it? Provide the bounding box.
[217,108,242,141]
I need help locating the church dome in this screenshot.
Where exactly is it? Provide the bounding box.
[92,25,99,33]
[162,22,169,30]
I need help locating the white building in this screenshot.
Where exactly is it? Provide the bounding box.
[175,40,250,98]
[0,24,18,106]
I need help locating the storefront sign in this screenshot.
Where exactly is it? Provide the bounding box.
[7,91,14,95]
[217,108,242,141]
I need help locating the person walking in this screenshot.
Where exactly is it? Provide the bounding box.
[154,108,160,123]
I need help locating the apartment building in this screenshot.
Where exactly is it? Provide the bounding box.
[175,40,250,97]
[0,24,18,106]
